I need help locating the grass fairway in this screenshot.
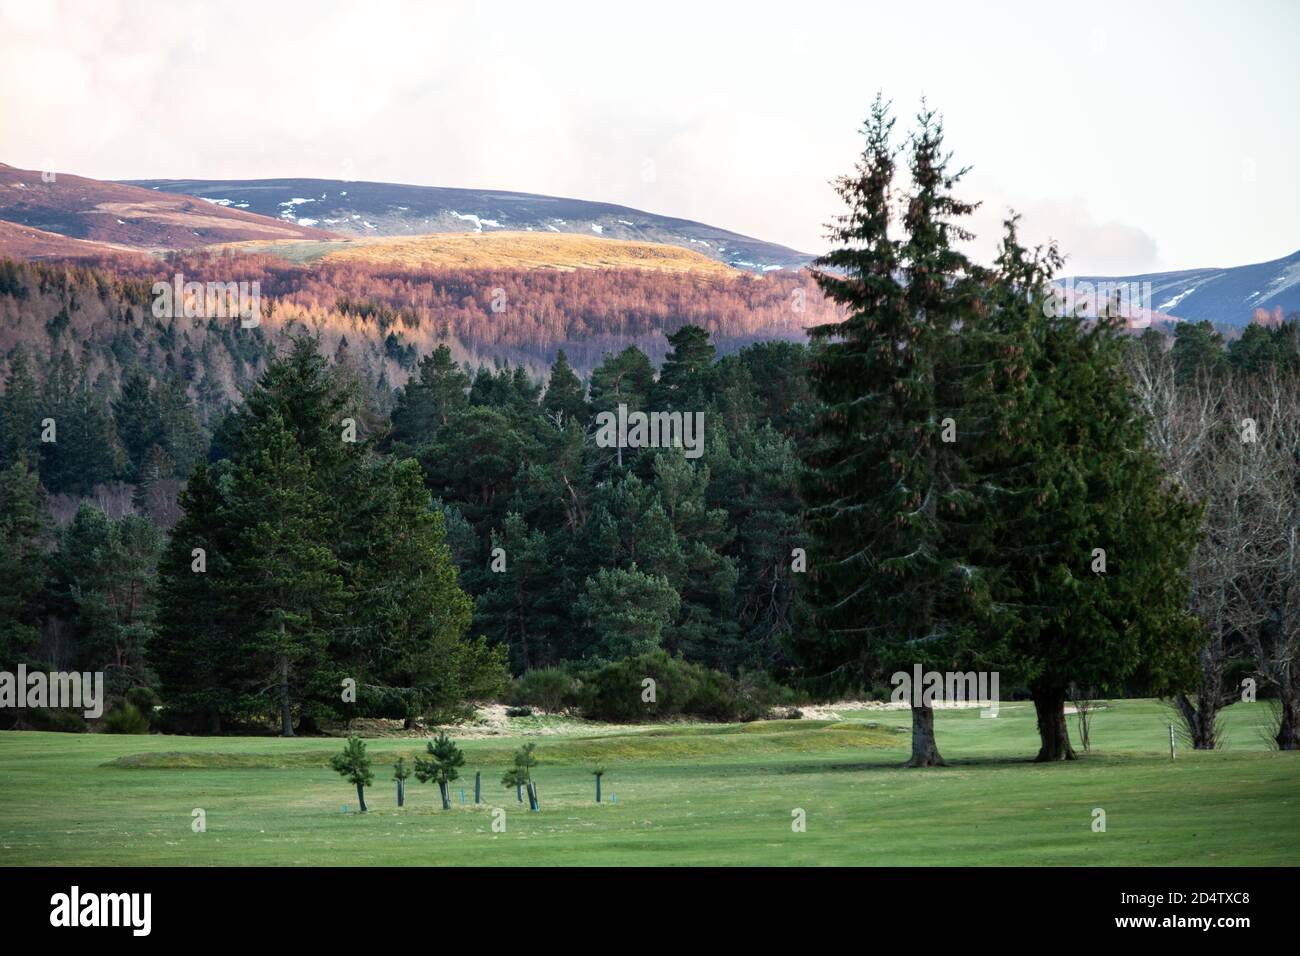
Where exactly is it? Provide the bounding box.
[1,699,1296,866]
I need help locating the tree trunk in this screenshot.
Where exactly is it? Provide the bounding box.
[1033,687,1077,761]
[516,783,523,803]
[279,655,294,737]
[526,781,538,811]
[905,705,945,767]
[356,782,367,813]
[1277,695,1300,751]
[397,780,404,807]
[475,771,481,804]
[595,774,602,803]
[1175,693,1218,750]
[439,781,450,810]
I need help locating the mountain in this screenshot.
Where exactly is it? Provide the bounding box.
[0,163,337,253]
[1064,248,1300,327]
[121,176,814,273]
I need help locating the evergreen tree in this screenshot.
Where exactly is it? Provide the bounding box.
[983,224,1203,760]
[0,345,41,469]
[390,344,469,444]
[113,367,163,479]
[154,464,235,732]
[220,411,343,736]
[330,736,374,812]
[795,99,991,766]
[654,325,716,411]
[393,756,410,807]
[48,504,162,692]
[414,732,465,810]
[576,565,681,660]
[0,459,48,665]
[540,349,588,426]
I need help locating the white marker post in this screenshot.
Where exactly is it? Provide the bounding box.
[1168,724,1176,761]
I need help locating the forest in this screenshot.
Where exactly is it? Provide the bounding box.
[2,107,1299,762]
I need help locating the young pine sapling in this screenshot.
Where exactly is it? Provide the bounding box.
[393,756,410,807]
[330,735,374,813]
[415,733,465,810]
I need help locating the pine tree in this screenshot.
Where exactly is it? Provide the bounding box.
[330,736,374,812]
[393,757,410,807]
[540,349,588,426]
[0,459,48,666]
[154,464,235,733]
[654,325,716,411]
[576,565,681,660]
[113,367,163,479]
[0,345,41,469]
[415,732,465,810]
[390,344,469,444]
[220,411,344,736]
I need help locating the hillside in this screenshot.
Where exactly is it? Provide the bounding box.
[0,219,142,260]
[122,175,815,273]
[217,231,741,276]
[1064,248,1300,327]
[0,163,339,252]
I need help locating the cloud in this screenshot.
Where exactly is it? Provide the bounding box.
[963,194,1162,277]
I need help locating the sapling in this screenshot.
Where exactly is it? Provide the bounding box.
[501,766,525,803]
[592,765,606,803]
[393,756,410,807]
[513,743,540,810]
[330,736,374,813]
[415,732,465,810]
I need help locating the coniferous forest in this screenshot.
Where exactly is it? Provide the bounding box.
[3,103,1299,765]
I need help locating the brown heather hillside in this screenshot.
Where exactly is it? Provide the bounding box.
[0,163,339,252]
[0,219,142,260]
[216,230,742,276]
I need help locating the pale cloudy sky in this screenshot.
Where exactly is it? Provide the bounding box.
[1,0,1296,275]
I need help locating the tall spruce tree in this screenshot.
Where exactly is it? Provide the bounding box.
[795,99,993,766]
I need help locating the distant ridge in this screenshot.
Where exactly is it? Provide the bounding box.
[0,162,338,253]
[1062,248,1300,327]
[122,175,814,273]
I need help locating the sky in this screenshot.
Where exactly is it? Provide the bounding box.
[1,0,1296,276]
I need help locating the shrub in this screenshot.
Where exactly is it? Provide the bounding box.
[504,705,534,718]
[102,702,151,735]
[3,707,87,733]
[508,667,578,713]
[576,651,798,723]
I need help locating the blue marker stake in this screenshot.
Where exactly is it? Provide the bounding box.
[460,787,465,803]
[611,794,617,804]
[343,804,349,814]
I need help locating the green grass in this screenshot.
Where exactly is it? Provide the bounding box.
[1,699,1296,866]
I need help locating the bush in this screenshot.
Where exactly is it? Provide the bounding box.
[504,705,534,718]
[2,707,87,733]
[575,651,797,723]
[508,667,578,713]
[101,702,151,735]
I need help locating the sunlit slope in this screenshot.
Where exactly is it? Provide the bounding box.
[216,231,743,276]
